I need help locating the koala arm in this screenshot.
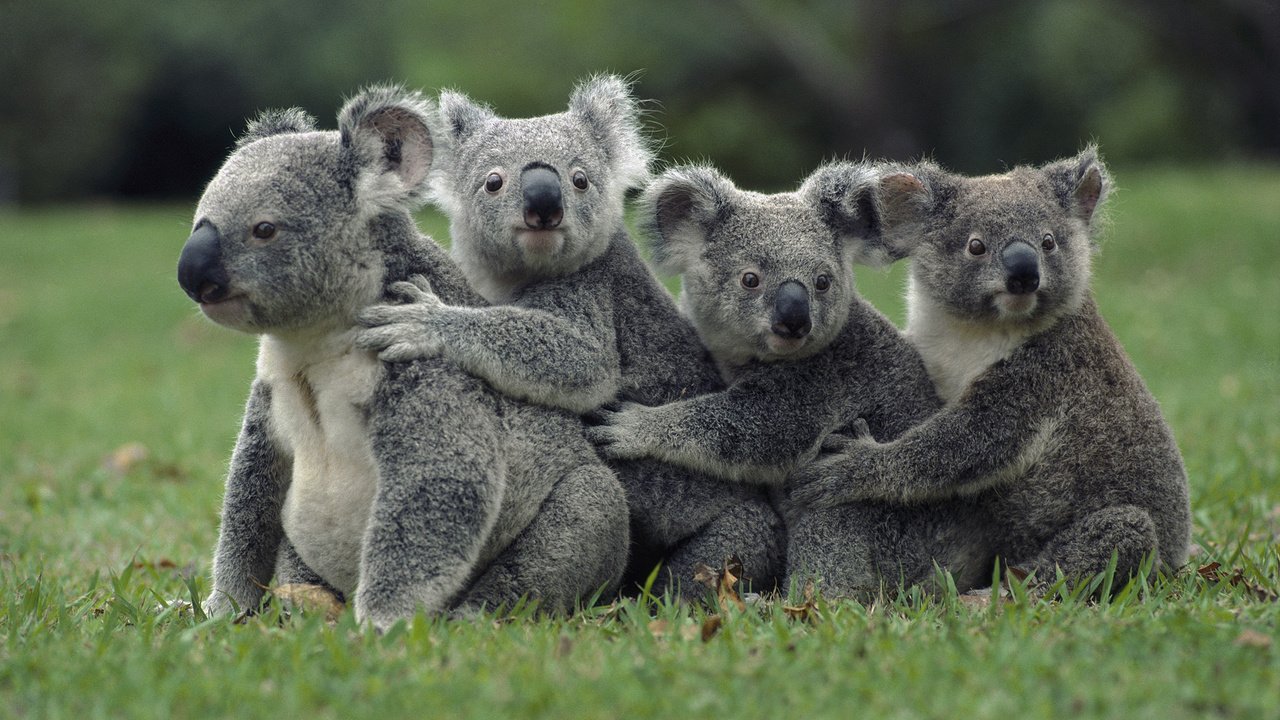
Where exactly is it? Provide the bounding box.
[585,365,837,485]
[789,355,1065,507]
[204,381,292,616]
[355,361,506,630]
[358,277,621,414]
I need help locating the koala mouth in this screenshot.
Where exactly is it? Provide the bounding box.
[994,291,1038,318]
[199,293,250,326]
[516,229,565,255]
[765,333,809,356]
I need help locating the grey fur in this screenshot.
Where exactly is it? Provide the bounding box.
[356,76,784,599]
[182,86,628,629]
[788,148,1192,585]
[590,163,990,596]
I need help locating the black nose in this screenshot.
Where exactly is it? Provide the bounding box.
[522,165,563,229]
[1001,241,1040,295]
[771,280,812,339]
[178,222,231,304]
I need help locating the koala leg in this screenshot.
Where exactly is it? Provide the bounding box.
[1020,504,1159,587]
[274,538,346,603]
[787,502,995,600]
[456,464,630,615]
[657,494,786,602]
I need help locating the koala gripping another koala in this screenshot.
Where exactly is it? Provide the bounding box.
[177,88,628,629]
[588,163,1001,595]
[790,148,1192,585]
[356,76,785,599]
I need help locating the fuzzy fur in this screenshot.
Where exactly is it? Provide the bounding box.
[355,77,785,599]
[182,86,628,629]
[788,148,1191,586]
[590,162,989,597]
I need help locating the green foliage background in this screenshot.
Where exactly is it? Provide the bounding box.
[2,0,1277,201]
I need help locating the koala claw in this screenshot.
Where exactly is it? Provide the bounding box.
[389,274,437,303]
[582,402,650,459]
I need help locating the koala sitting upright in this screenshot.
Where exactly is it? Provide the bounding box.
[790,148,1192,585]
[356,76,785,598]
[588,163,999,594]
[177,87,628,629]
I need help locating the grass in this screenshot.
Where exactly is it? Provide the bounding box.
[1,164,1277,718]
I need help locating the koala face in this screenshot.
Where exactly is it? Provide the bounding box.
[431,75,652,287]
[177,89,437,334]
[640,163,886,368]
[882,148,1110,330]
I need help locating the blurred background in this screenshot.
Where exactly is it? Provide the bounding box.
[2,0,1277,204]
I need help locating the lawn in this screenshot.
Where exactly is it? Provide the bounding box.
[1,164,1277,718]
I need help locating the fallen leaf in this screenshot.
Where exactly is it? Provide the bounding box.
[1234,629,1273,649]
[700,614,723,642]
[102,442,149,475]
[692,563,719,589]
[270,583,344,623]
[647,619,670,638]
[782,579,822,623]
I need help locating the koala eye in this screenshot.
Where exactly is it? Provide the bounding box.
[741,272,760,289]
[1041,233,1056,252]
[571,169,589,191]
[484,172,505,194]
[251,221,277,241]
[814,274,831,293]
[967,238,987,256]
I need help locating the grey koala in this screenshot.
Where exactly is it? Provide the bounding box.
[587,163,997,595]
[789,147,1192,585]
[177,87,628,630]
[356,76,785,598]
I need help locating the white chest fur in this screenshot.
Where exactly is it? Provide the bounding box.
[258,331,384,595]
[905,276,1033,405]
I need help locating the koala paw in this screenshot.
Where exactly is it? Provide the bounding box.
[787,439,879,509]
[355,275,447,362]
[583,402,654,460]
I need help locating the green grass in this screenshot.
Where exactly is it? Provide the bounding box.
[1,165,1278,718]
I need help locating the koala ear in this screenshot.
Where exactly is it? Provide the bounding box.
[568,74,653,190]
[639,165,734,275]
[338,85,436,213]
[236,108,317,148]
[1044,145,1112,228]
[871,163,945,262]
[802,162,896,267]
[437,89,495,144]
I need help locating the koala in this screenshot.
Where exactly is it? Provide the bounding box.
[356,76,785,599]
[176,87,628,630]
[789,147,1192,586]
[587,163,997,595]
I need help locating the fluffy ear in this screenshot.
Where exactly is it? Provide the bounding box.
[338,85,436,213]
[437,89,495,144]
[639,165,735,275]
[802,162,895,266]
[568,74,653,190]
[871,162,946,262]
[1043,144,1112,229]
[236,108,317,148]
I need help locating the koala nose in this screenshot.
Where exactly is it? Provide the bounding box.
[522,165,563,229]
[178,222,231,304]
[1001,241,1040,295]
[771,280,812,339]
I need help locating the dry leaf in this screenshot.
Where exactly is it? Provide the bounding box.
[700,614,723,642]
[270,583,345,622]
[102,442,149,475]
[782,579,822,623]
[647,619,670,638]
[1234,629,1273,649]
[692,563,719,589]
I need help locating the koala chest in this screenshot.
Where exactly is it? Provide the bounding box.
[906,290,1033,404]
[260,336,384,596]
